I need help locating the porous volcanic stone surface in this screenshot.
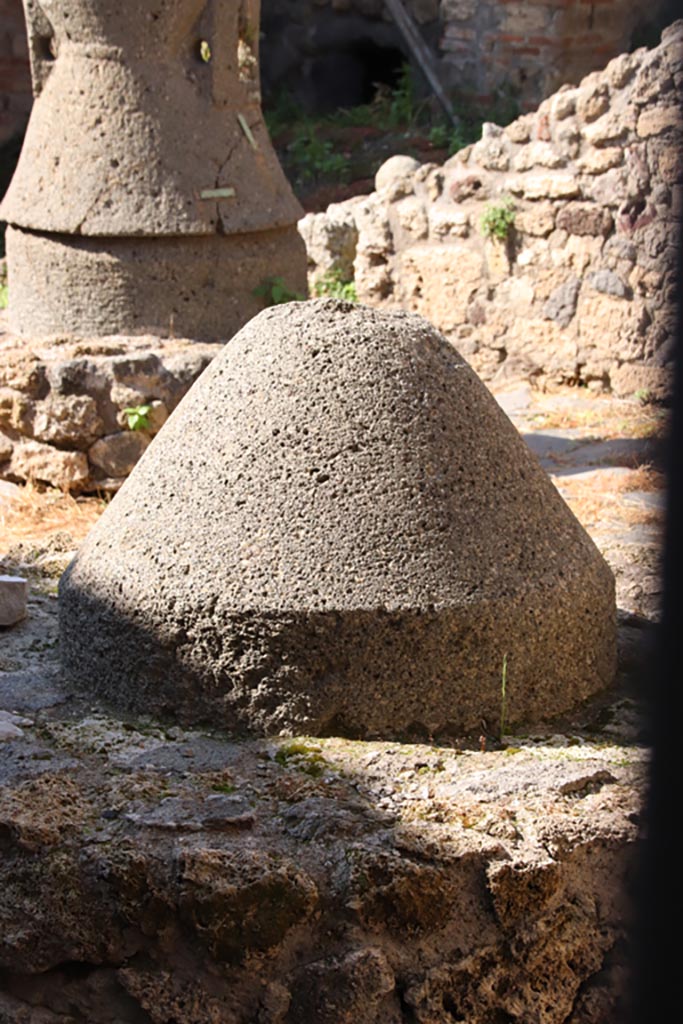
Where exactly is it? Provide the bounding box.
[5,225,306,341]
[0,0,307,339]
[1,1,300,238]
[59,300,616,737]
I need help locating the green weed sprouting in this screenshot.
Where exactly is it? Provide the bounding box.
[314,269,357,302]
[480,197,516,242]
[253,277,305,306]
[287,130,350,183]
[123,404,152,431]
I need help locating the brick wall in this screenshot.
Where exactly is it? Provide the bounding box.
[0,0,31,147]
[439,0,669,109]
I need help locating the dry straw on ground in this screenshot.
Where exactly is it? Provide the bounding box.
[0,481,105,549]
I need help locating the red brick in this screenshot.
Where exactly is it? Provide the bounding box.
[529,36,564,46]
[498,0,575,5]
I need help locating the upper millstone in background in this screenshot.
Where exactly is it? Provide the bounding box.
[59,300,616,738]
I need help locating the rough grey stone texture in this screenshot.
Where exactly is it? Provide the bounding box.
[0,1,300,237]
[543,278,581,328]
[0,0,307,340]
[586,269,631,299]
[5,226,307,342]
[59,300,616,738]
[0,575,28,627]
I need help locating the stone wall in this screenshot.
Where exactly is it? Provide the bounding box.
[300,21,683,398]
[439,0,671,109]
[0,1,672,144]
[1,21,680,492]
[0,0,31,147]
[0,333,222,492]
[261,0,667,112]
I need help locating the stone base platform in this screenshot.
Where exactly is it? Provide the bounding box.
[0,653,644,1024]
[5,225,308,341]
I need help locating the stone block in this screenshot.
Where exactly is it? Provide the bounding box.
[472,136,510,172]
[513,143,565,172]
[9,441,89,490]
[583,112,633,147]
[0,575,28,627]
[505,116,533,144]
[449,172,491,202]
[610,362,672,401]
[428,205,470,239]
[507,174,581,201]
[556,203,613,237]
[31,395,104,449]
[586,269,630,299]
[375,156,421,200]
[397,244,485,332]
[552,90,577,120]
[88,432,150,479]
[576,83,610,123]
[298,202,359,284]
[606,52,637,90]
[544,278,581,328]
[576,148,624,174]
[516,203,556,237]
[393,196,429,242]
[636,106,683,138]
[576,291,649,365]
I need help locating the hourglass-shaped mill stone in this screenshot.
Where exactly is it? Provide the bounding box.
[59,300,616,738]
[0,0,306,340]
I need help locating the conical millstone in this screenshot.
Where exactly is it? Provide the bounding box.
[59,300,616,737]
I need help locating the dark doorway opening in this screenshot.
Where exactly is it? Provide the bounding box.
[307,40,406,114]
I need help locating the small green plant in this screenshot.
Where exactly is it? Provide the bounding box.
[123,404,152,431]
[287,129,350,182]
[275,739,328,778]
[499,653,509,741]
[211,782,236,794]
[385,64,419,129]
[253,276,305,306]
[634,388,651,405]
[199,40,211,63]
[428,121,474,156]
[427,122,449,147]
[314,269,357,302]
[479,197,516,241]
[263,90,302,139]
[0,283,7,310]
